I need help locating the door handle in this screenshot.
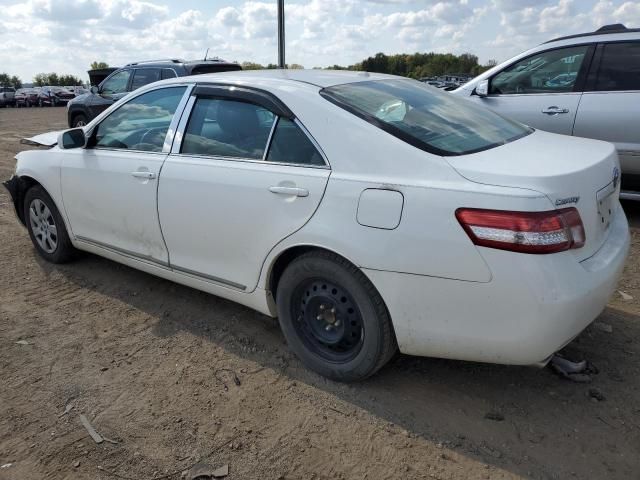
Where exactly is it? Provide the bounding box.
[131,171,157,180]
[541,106,569,115]
[269,186,309,197]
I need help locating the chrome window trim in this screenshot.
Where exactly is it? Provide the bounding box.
[171,94,196,154]
[262,116,279,161]
[163,84,195,153]
[171,94,330,169]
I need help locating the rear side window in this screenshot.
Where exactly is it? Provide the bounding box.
[322,79,531,156]
[161,68,178,80]
[181,98,276,159]
[131,69,161,90]
[595,42,640,91]
[266,118,324,166]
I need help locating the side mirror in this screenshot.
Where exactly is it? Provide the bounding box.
[90,85,99,94]
[58,128,86,149]
[474,79,489,97]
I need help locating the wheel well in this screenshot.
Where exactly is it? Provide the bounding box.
[12,176,41,225]
[269,246,358,299]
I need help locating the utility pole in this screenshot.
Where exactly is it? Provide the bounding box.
[277,0,285,68]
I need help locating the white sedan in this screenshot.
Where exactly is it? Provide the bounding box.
[3,70,630,381]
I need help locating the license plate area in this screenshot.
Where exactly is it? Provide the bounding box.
[596,182,615,231]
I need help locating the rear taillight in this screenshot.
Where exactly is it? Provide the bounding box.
[456,207,585,254]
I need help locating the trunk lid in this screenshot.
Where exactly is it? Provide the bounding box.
[446,130,621,261]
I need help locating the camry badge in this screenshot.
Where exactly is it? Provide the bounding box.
[555,196,580,206]
[613,167,620,189]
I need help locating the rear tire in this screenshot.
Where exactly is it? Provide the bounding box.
[24,185,76,264]
[276,251,397,382]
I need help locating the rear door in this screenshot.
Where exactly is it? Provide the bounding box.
[130,68,161,92]
[574,41,640,183]
[475,44,594,135]
[158,86,329,292]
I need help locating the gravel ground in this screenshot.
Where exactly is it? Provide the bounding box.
[0,107,639,480]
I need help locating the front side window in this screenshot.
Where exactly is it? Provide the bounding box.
[181,98,275,159]
[266,118,324,166]
[322,79,531,156]
[94,86,186,152]
[131,69,161,91]
[491,46,589,95]
[101,70,131,95]
[595,42,640,91]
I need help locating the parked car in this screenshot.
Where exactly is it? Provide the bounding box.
[454,23,640,199]
[37,86,75,107]
[0,86,15,107]
[14,88,39,107]
[4,70,629,381]
[67,58,242,127]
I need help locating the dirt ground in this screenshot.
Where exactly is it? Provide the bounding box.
[0,107,639,480]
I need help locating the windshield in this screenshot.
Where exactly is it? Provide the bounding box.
[321,79,531,156]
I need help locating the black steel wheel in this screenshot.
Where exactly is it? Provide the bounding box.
[276,251,397,382]
[293,278,364,363]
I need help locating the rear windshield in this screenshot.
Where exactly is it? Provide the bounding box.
[321,79,531,156]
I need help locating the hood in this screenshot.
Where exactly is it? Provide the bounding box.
[21,130,63,147]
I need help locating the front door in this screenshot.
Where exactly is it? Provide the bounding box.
[158,92,330,291]
[472,44,594,135]
[61,86,188,264]
[88,69,132,120]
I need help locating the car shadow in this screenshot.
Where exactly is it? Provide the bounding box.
[46,248,640,480]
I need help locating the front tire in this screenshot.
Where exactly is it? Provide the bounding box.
[72,113,88,127]
[24,185,76,263]
[276,251,397,382]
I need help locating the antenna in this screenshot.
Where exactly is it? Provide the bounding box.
[277,0,285,68]
[204,47,210,61]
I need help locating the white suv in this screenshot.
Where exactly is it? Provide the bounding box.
[455,24,640,199]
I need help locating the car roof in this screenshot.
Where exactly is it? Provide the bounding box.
[173,69,398,88]
[544,23,640,44]
[124,59,239,68]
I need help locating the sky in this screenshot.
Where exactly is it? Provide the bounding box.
[0,0,639,82]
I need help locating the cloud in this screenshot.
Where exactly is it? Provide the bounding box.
[0,0,636,83]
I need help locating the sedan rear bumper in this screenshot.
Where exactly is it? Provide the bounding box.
[364,204,630,365]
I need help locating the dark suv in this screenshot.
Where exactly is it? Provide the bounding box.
[67,58,242,127]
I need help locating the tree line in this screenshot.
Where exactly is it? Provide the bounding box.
[242,52,496,78]
[343,52,497,78]
[0,72,84,88]
[0,52,496,90]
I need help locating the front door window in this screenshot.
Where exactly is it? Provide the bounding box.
[101,70,131,95]
[491,46,590,95]
[93,86,186,152]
